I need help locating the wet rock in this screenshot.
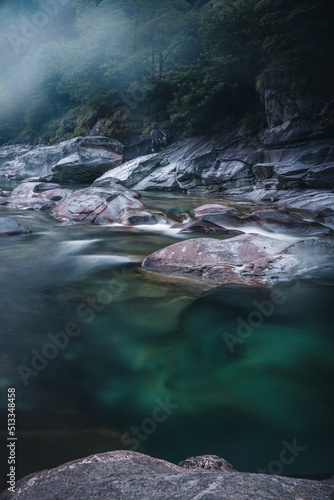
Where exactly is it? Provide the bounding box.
[0,182,72,210]
[251,207,332,236]
[178,454,236,472]
[180,220,243,236]
[52,185,163,225]
[1,450,333,500]
[192,203,252,227]
[167,212,190,223]
[142,234,334,286]
[0,218,31,236]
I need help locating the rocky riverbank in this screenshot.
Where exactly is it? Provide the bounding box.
[1,451,333,500]
[0,102,334,287]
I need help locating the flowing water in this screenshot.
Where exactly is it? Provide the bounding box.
[0,189,333,490]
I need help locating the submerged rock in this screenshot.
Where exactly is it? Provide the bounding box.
[142,234,334,286]
[1,450,333,500]
[0,218,31,236]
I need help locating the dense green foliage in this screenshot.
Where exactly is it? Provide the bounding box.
[0,0,333,144]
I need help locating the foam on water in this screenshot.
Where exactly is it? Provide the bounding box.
[225,225,302,242]
[56,239,102,255]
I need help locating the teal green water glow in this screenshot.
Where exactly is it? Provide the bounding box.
[0,193,333,490]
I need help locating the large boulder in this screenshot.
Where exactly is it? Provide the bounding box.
[191,204,331,236]
[0,182,72,210]
[0,138,81,181]
[46,137,124,184]
[52,184,165,225]
[0,218,31,236]
[1,450,333,500]
[142,234,334,286]
[0,137,124,183]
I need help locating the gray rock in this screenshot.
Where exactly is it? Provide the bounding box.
[52,185,164,225]
[142,234,334,286]
[192,203,253,228]
[251,207,332,236]
[0,137,124,183]
[1,450,333,500]
[179,220,243,236]
[0,138,82,181]
[0,218,31,236]
[178,454,236,472]
[93,131,262,192]
[264,89,327,127]
[0,182,72,211]
[47,137,124,184]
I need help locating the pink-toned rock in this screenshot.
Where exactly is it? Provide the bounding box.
[142,234,334,286]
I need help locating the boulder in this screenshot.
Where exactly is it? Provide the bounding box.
[178,454,236,472]
[0,138,81,181]
[192,204,253,228]
[142,234,334,286]
[0,137,124,183]
[179,220,243,236]
[1,450,333,500]
[52,185,165,225]
[46,137,124,184]
[0,218,31,236]
[251,207,332,236]
[0,182,72,210]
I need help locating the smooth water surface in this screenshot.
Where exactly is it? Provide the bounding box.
[0,191,333,490]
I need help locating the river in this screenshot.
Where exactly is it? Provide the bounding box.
[0,188,333,489]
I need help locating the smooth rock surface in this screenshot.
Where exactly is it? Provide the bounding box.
[0,218,31,236]
[47,137,124,183]
[0,137,124,183]
[179,220,243,236]
[1,451,333,500]
[0,182,72,211]
[142,234,334,285]
[52,185,164,225]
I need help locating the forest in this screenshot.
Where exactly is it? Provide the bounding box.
[0,0,333,145]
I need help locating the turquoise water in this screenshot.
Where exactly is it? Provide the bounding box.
[0,192,333,490]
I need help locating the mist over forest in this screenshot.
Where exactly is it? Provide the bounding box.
[0,0,333,145]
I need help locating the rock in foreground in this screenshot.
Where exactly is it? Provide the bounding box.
[142,234,334,285]
[1,451,333,500]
